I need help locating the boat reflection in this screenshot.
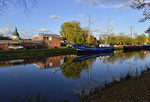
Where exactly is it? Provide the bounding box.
[60,52,114,79]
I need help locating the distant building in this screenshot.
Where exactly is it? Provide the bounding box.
[0,40,42,50]
[12,27,21,40]
[0,28,66,50]
[33,33,66,49]
[0,27,42,50]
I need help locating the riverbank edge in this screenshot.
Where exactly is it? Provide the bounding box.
[0,47,124,61]
[0,48,77,60]
[81,71,150,102]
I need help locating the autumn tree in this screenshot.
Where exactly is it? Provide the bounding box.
[131,0,150,34]
[60,21,90,44]
[136,34,148,44]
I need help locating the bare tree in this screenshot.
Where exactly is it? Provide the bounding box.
[131,0,150,34]
[0,0,37,15]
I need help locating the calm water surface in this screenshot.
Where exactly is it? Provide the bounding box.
[0,50,150,102]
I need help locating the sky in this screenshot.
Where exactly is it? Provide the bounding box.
[0,0,149,39]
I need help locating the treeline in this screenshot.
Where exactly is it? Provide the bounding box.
[60,21,150,45]
[99,33,150,45]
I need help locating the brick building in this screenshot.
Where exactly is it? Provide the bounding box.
[33,33,65,49]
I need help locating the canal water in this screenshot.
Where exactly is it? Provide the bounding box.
[0,50,150,102]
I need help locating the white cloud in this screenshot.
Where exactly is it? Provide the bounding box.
[5,23,13,29]
[76,0,130,4]
[0,28,12,35]
[113,2,129,9]
[38,28,50,33]
[41,21,48,24]
[76,0,131,9]
[22,31,28,35]
[144,0,150,3]
[99,4,109,8]
[78,14,85,17]
[50,15,61,21]
[92,28,101,32]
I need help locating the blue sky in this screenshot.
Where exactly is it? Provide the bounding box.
[0,0,149,39]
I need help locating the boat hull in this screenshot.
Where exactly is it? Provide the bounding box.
[75,45,114,52]
[64,40,114,52]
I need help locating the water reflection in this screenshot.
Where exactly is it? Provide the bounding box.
[0,51,150,102]
[61,52,114,79]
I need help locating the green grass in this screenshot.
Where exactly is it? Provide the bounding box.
[114,46,123,50]
[0,48,77,60]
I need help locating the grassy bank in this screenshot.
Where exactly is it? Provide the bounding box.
[0,48,77,60]
[81,69,150,102]
[114,45,124,50]
[0,46,124,61]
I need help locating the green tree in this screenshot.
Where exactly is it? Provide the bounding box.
[131,0,150,34]
[136,34,147,44]
[60,21,89,44]
[99,36,104,44]
[61,56,94,79]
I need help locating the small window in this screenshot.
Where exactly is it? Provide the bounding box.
[0,44,1,46]
[49,37,52,41]
[44,37,46,40]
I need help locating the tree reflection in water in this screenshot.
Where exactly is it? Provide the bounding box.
[61,53,114,79]
[61,56,95,79]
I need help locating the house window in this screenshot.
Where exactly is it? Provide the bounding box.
[44,37,46,40]
[47,37,49,40]
[49,37,52,41]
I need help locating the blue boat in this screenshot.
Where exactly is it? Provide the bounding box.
[65,40,114,52]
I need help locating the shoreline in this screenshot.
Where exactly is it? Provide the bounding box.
[0,48,77,60]
[81,68,150,102]
[0,47,124,61]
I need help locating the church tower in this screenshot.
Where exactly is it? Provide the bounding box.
[12,27,21,40]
